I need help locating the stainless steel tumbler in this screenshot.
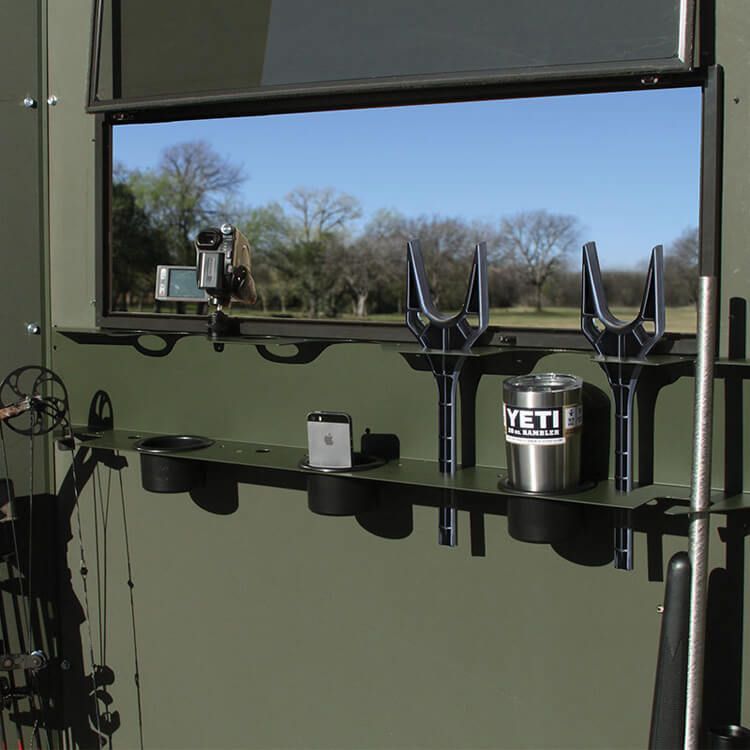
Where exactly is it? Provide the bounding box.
[503,373,583,492]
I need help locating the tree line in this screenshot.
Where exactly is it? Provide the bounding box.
[112,140,699,316]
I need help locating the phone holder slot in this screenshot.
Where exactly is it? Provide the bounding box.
[301,452,386,516]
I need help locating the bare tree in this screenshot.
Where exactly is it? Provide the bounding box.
[110,175,170,310]
[269,187,362,317]
[401,215,482,310]
[128,140,245,265]
[239,203,294,313]
[664,226,699,306]
[342,209,409,317]
[498,210,581,311]
[285,187,362,242]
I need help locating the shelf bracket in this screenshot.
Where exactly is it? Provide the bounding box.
[581,241,666,570]
[405,239,489,547]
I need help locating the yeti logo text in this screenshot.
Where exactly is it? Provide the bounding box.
[505,408,560,431]
[504,405,567,445]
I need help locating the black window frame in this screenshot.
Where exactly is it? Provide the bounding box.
[87,0,699,114]
[92,1,719,355]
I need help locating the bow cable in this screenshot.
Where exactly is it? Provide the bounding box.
[65,431,104,743]
[116,465,144,750]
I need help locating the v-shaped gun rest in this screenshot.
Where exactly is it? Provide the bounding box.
[405,239,489,547]
[581,241,666,570]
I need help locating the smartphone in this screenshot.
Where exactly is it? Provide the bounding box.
[306,411,353,469]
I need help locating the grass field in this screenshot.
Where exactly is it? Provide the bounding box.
[146,303,697,332]
[366,305,697,332]
[495,305,696,332]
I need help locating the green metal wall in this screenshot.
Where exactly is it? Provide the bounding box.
[0,0,744,747]
[0,0,49,495]
[51,336,708,749]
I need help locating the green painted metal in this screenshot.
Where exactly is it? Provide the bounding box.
[0,0,741,747]
[67,425,696,510]
[0,0,49,495]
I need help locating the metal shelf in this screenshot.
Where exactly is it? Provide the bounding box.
[55,327,697,366]
[69,427,693,512]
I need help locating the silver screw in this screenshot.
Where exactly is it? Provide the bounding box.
[47,95,58,106]
[26,322,41,335]
[23,96,36,108]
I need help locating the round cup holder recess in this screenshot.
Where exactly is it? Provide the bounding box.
[298,452,385,473]
[299,452,386,516]
[134,435,214,454]
[135,435,214,493]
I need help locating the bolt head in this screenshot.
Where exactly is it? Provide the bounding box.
[47,95,58,106]
[23,97,36,108]
[26,323,40,335]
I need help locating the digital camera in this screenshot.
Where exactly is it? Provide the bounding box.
[155,224,256,308]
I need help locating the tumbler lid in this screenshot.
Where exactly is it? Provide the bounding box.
[503,372,582,394]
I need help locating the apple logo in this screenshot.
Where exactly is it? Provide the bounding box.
[324,433,334,446]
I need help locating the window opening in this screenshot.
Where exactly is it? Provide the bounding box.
[109,88,701,333]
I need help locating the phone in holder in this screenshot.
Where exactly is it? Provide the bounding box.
[306,411,353,469]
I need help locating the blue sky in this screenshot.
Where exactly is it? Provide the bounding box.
[114,87,701,270]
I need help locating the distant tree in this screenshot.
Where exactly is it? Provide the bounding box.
[602,270,656,309]
[537,268,579,308]
[238,203,294,313]
[280,236,348,317]
[401,215,481,311]
[348,209,410,317]
[285,187,362,243]
[127,140,245,265]
[272,187,362,317]
[110,177,169,309]
[498,210,581,311]
[664,227,699,306]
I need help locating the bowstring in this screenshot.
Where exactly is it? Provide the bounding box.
[117,463,144,750]
[0,422,30,749]
[24,424,49,750]
[101,466,111,669]
[64,423,103,743]
[0,375,85,749]
[26,424,33,652]
[0,423,29,642]
[92,467,102,669]
[1,375,144,747]
[93,461,114,750]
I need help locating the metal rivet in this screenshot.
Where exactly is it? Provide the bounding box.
[23,97,37,108]
[656,605,665,614]
[26,323,41,335]
[47,95,58,106]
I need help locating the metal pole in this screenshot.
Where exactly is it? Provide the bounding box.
[684,275,717,749]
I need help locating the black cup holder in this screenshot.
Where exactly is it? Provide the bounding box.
[299,452,385,516]
[506,495,585,544]
[135,435,214,493]
[708,726,750,750]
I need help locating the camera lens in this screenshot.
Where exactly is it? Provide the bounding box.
[195,229,220,249]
